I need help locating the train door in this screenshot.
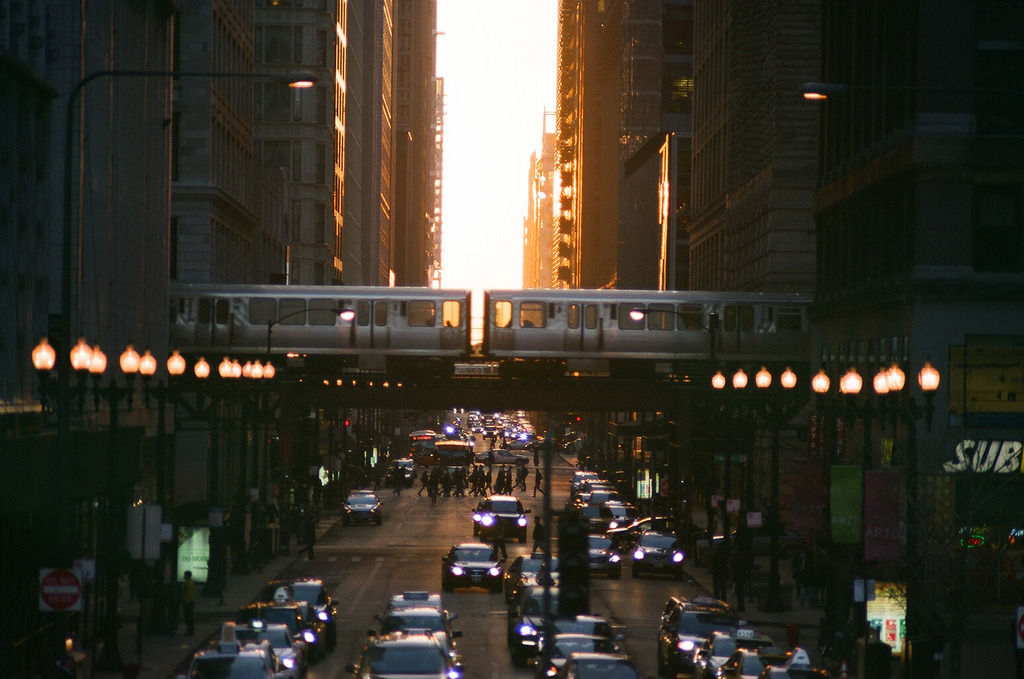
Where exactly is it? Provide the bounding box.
[353,300,391,350]
[721,304,755,356]
[439,298,465,351]
[487,297,515,353]
[565,302,602,353]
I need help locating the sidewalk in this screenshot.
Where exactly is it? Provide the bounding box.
[83,510,341,679]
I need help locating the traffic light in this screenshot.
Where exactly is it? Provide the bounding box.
[557,510,589,617]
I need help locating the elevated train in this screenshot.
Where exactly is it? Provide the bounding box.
[169,283,810,377]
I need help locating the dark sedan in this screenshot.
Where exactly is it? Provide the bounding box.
[342,491,382,525]
[441,542,504,592]
[586,535,622,579]
[631,531,685,579]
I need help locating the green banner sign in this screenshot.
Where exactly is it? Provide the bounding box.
[831,465,862,544]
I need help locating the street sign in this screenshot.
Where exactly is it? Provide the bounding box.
[39,568,82,612]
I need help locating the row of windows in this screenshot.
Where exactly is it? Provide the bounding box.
[491,301,803,333]
[181,297,463,328]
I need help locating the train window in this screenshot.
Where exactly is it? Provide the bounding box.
[357,301,371,326]
[568,304,580,329]
[520,302,546,328]
[374,301,388,326]
[249,298,277,326]
[678,305,704,330]
[198,299,212,326]
[493,301,513,329]
[279,299,306,325]
[776,306,803,332]
[585,304,598,329]
[215,299,231,325]
[723,305,754,332]
[644,303,675,330]
[442,300,461,328]
[617,303,645,330]
[408,300,436,327]
[309,299,342,325]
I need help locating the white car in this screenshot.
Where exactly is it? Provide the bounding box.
[237,623,307,679]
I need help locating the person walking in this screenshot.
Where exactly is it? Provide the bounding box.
[418,468,429,496]
[304,515,316,560]
[711,547,730,602]
[533,468,544,497]
[492,521,508,560]
[181,570,197,635]
[531,517,546,554]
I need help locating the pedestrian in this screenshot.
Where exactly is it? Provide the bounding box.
[418,468,429,496]
[533,468,544,497]
[712,547,730,602]
[304,514,316,560]
[491,522,508,560]
[181,570,196,635]
[516,464,528,491]
[533,444,540,467]
[531,517,546,554]
[732,545,752,612]
[793,547,808,607]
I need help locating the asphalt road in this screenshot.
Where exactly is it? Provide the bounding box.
[267,436,724,679]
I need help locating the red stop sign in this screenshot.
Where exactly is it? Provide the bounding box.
[39,568,82,612]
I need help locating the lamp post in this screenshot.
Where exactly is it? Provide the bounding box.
[628,306,719,534]
[811,360,940,658]
[51,67,314,566]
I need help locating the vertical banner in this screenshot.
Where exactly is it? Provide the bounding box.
[864,470,902,560]
[831,465,862,544]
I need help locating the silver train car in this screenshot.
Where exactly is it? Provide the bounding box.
[169,283,473,371]
[481,288,811,374]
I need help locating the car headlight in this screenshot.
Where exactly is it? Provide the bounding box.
[481,515,495,527]
[545,665,559,677]
[302,629,317,644]
[281,657,296,669]
[517,623,537,636]
[608,520,620,529]
[488,566,502,577]
[451,565,464,576]
[672,552,684,563]
[517,517,527,527]
[678,639,696,652]
[317,610,330,621]
[633,549,645,560]
[472,512,483,522]
[608,554,621,563]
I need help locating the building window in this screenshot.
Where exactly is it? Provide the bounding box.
[973,185,1023,272]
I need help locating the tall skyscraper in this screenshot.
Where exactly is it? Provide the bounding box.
[255,0,348,285]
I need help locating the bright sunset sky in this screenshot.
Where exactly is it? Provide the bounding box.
[435,0,558,291]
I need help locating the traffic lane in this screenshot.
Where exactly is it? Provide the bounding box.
[591,565,714,678]
[290,455,576,678]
